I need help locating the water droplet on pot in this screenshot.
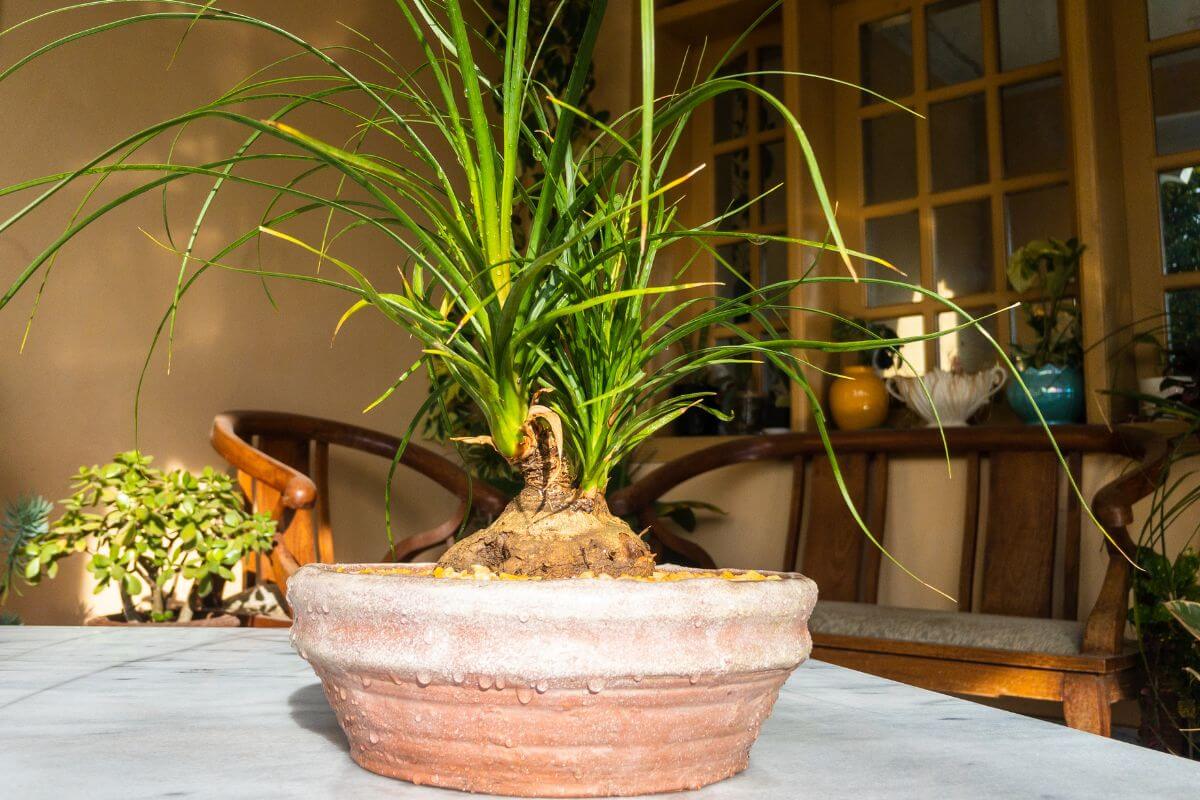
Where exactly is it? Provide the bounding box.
[572,768,584,781]
[535,680,549,694]
[414,713,422,723]
[495,675,506,690]
[479,675,494,690]
[504,738,514,748]
[633,674,643,683]
[416,671,432,687]
[306,604,314,614]
[452,671,465,684]
[321,602,329,614]
[587,678,605,694]
[299,649,308,660]
[390,673,402,685]
[693,618,703,628]
[368,731,379,744]
[399,612,408,624]
[337,687,347,700]
[689,674,700,685]
[518,611,530,623]
[422,629,435,644]
[517,687,534,705]
[361,676,372,688]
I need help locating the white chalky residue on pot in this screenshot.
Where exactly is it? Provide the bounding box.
[287,562,816,796]
[287,562,815,702]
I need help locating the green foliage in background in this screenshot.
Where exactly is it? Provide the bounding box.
[1007,237,1084,370]
[1,494,53,602]
[1132,545,1200,757]
[15,452,275,622]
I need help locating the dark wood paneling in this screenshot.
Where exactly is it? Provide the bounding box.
[958,452,981,612]
[979,451,1059,618]
[801,453,869,602]
[782,456,807,572]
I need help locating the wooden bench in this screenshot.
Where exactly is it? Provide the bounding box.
[608,425,1168,735]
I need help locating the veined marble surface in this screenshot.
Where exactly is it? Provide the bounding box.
[0,627,1195,799]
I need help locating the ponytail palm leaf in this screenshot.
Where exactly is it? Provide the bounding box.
[0,0,1122,586]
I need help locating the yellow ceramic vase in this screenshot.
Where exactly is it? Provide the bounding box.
[829,365,889,430]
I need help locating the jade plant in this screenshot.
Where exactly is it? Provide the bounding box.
[4,452,275,622]
[0,1,1111,591]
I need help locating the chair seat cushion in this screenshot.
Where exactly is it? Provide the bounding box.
[810,600,1083,656]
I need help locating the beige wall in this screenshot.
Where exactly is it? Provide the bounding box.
[0,0,641,624]
[0,1,456,622]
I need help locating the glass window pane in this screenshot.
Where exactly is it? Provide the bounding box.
[877,314,927,377]
[1161,166,1200,274]
[1001,76,1067,177]
[760,240,788,288]
[758,45,784,131]
[1005,183,1075,256]
[714,53,748,142]
[938,307,998,372]
[716,242,752,323]
[930,93,989,191]
[860,13,913,104]
[934,200,993,298]
[760,140,787,225]
[715,148,750,229]
[1152,47,1200,156]
[1166,288,1200,357]
[927,0,984,88]
[1148,1,1200,40]
[997,0,1060,71]
[863,113,917,204]
[865,212,922,307]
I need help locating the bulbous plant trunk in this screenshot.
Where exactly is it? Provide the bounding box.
[439,413,654,579]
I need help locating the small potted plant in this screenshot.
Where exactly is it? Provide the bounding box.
[1119,365,1200,757]
[2,452,276,624]
[1005,238,1086,424]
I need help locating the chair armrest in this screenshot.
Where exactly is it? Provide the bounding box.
[211,413,317,511]
[1081,427,1171,655]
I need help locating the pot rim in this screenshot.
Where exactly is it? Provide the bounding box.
[303,561,808,586]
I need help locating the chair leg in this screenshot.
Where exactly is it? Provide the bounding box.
[1062,673,1113,736]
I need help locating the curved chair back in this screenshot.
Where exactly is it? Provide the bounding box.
[211,410,509,593]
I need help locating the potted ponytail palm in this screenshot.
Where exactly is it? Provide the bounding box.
[0,0,1105,795]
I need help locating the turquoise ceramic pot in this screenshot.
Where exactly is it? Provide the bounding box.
[1005,364,1085,424]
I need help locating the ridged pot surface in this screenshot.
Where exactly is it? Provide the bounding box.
[288,563,817,797]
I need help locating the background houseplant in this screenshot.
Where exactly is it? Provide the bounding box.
[1004,237,1086,424]
[1,452,275,623]
[1123,363,1200,757]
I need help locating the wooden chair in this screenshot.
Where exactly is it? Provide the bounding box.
[609,425,1169,736]
[210,410,510,600]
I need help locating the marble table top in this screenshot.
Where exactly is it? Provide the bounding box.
[0,627,1195,799]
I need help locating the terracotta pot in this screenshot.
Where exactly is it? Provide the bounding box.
[829,364,889,430]
[85,612,240,627]
[288,563,817,797]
